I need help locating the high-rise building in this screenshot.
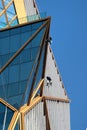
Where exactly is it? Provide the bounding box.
[0,0,71,130]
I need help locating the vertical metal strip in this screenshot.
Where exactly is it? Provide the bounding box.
[27,21,50,105]
[21,113,25,130]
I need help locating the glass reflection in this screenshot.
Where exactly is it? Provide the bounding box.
[0,102,14,130]
[0,21,46,109]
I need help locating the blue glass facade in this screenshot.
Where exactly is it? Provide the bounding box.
[0,20,46,109]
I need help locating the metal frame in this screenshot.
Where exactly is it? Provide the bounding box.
[39,17,51,96]
[0,17,51,130]
[8,111,20,130]
[8,97,70,130]
[44,96,70,103]
[30,79,44,101]
[8,76,70,130]
[27,19,50,105]
[0,98,17,111]
[0,0,18,27]
[0,17,50,73]
[0,98,18,130]
[0,0,42,28]
[8,78,44,130]
[0,0,14,17]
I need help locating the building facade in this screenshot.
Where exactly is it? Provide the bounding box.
[0,0,70,130]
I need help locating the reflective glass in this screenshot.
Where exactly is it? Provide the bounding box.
[4,0,11,6]
[6,11,14,22]
[21,28,46,105]
[27,14,39,22]
[6,3,16,22]
[0,102,14,130]
[0,1,3,10]
[0,8,2,12]
[33,43,45,93]
[27,12,46,22]
[14,122,19,130]
[10,19,18,26]
[6,2,15,14]
[0,20,46,108]
[0,14,6,28]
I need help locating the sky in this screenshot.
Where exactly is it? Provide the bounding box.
[36,0,87,130]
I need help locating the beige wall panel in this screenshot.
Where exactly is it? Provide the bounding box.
[14,0,27,24]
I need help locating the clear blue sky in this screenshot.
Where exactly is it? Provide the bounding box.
[36,0,87,130]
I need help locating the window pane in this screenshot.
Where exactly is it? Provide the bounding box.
[9,65,19,83]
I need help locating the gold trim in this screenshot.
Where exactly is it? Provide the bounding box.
[8,111,19,130]
[21,96,42,114]
[44,96,70,103]
[19,113,22,130]
[9,15,17,25]
[7,95,70,130]
[13,0,27,24]
[19,104,27,111]
[6,0,14,9]
[0,98,17,111]
[2,0,9,25]
[21,113,25,130]
[30,79,44,101]
[0,0,14,17]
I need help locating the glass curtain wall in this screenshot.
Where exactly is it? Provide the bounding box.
[0,20,47,109]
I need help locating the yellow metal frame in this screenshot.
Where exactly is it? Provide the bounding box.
[8,78,44,130]
[8,97,43,130]
[0,98,17,111]
[0,98,19,130]
[8,111,19,130]
[0,0,18,27]
[0,0,14,17]
[44,96,70,103]
[30,79,44,101]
